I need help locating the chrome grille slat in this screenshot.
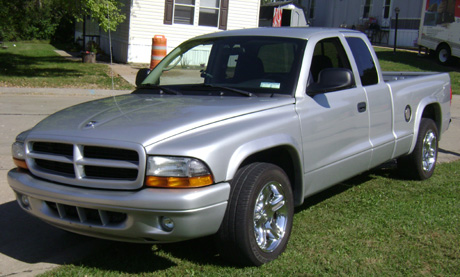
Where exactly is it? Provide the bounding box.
[76,207,87,223]
[56,203,66,219]
[99,210,109,226]
[28,152,73,163]
[26,140,145,190]
[76,158,139,169]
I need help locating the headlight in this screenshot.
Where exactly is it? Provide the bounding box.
[145,156,213,188]
[12,142,28,169]
[11,129,30,170]
[12,142,26,160]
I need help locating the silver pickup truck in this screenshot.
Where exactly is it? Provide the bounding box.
[8,28,451,265]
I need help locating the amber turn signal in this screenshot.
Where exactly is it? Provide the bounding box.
[13,158,28,170]
[145,175,213,188]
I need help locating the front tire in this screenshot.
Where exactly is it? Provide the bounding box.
[398,118,438,180]
[217,163,294,266]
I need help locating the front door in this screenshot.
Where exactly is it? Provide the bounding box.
[297,37,372,196]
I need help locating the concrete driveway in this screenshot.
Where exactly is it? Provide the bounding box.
[0,93,121,276]
[0,92,459,276]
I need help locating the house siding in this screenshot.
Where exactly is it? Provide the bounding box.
[103,0,259,63]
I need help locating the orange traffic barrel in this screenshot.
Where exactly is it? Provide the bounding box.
[150,35,167,70]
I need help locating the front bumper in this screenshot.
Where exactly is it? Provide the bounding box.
[8,169,230,243]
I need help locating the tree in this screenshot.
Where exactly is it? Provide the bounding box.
[60,0,126,33]
[0,0,126,41]
[0,0,62,41]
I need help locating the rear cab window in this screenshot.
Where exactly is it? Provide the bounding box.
[345,37,379,86]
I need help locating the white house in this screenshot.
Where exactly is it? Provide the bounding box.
[76,0,260,63]
[301,0,424,48]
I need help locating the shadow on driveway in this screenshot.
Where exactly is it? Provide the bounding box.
[0,201,111,264]
[0,200,180,274]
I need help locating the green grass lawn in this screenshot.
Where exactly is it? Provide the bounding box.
[0,41,134,90]
[375,47,460,95]
[42,160,460,276]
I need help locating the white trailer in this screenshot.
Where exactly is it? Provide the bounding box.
[259,1,308,27]
[418,0,460,64]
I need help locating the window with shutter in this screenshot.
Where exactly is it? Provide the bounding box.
[164,0,228,29]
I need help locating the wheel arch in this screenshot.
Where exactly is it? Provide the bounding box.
[230,144,304,206]
[436,42,451,53]
[409,101,442,154]
[421,103,442,132]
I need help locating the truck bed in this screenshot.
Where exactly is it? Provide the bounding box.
[382,71,447,82]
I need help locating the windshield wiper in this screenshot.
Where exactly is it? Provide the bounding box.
[137,84,182,95]
[202,84,256,97]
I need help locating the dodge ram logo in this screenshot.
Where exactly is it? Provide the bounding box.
[85,121,97,128]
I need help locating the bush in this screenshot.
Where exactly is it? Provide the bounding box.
[0,0,67,42]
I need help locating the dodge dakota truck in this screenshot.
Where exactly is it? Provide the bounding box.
[8,27,451,265]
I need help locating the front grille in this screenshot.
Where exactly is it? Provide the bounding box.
[45,201,127,226]
[33,142,73,156]
[27,141,144,189]
[35,159,75,176]
[85,165,138,179]
[84,146,139,162]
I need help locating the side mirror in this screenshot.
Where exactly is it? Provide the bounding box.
[307,68,354,95]
[135,68,150,87]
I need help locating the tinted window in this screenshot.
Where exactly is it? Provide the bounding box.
[346,37,378,86]
[310,37,352,83]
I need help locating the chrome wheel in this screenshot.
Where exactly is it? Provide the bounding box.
[397,118,438,180]
[218,163,293,265]
[422,130,437,172]
[253,181,288,253]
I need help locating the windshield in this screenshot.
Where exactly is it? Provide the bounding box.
[138,36,306,97]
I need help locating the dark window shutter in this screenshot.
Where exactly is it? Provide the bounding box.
[164,0,174,25]
[218,0,229,30]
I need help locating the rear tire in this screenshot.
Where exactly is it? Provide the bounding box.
[217,163,294,266]
[436,44,452,65]
[398,118,438,180]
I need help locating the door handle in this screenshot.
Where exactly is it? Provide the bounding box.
[357,102,367,113]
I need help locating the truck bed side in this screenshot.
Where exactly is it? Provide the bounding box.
[383,71,451,157]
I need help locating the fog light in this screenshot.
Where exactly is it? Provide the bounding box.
[19,194,30,208]
[160,216,174,232]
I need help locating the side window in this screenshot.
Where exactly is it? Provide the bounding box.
[346,37,378,86]
[310,37,352,83]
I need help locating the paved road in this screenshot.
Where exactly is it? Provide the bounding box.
[0,92,459,276]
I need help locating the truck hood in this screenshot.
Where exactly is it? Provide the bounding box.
[29,94,294,146]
